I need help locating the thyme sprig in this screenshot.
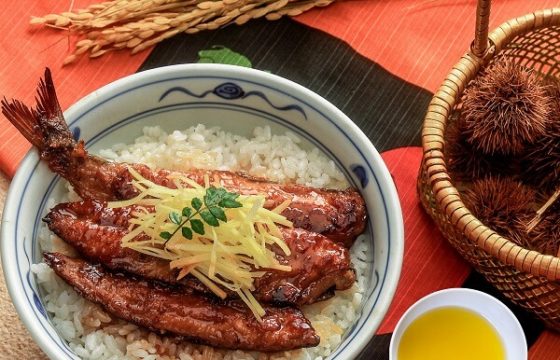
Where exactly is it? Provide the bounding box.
[160,187,242,243]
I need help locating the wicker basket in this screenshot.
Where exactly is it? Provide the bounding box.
[417,1,560,329]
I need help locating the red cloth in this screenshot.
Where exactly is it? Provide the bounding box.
[0,1,150,176]
[297,0,560,92]
[378,147,470,334]
[1,1,558,358]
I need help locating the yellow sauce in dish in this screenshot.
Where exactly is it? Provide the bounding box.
[397,306,506,360]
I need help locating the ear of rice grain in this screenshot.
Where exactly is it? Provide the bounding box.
[31,0,336,64]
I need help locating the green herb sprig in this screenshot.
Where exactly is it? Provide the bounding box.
[160,187,242,243]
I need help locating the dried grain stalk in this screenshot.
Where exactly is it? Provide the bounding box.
[31,0,336,64]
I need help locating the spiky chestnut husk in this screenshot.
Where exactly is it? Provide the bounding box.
[520,78,560,192]
[544,76,560,115]
[461,58,552,156]
[515,214,560,256]
[462,176,560,256]
[526,189,560,256]
[445,118,517,182]
[461,177,536,237]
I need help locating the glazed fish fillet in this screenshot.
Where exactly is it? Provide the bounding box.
[44,253,319,351]
[1,69,367,246]
[44,200,356,305]
[113,165,366,246]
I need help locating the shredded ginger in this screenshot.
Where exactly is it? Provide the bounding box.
[108,168,293,320]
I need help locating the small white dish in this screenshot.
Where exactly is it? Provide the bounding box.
[389,288,527,360]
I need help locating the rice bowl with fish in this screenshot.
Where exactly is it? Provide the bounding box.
[1,64,403,360]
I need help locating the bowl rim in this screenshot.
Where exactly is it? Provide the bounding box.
[388,287,528,360]
[1,63,404,360]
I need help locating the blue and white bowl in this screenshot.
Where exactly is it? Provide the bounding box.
[1,64,404,359]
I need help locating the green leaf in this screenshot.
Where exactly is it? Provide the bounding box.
[197,46,253,68]
[209,206,227,222]
[190,219,205,235]
[204,187,218,206]
[200,209,219,227]
[216,187,228,196]
[181,227,193,240]
[182,207,192,218]
[220,198,242,208]
[211,189,241,208]
[192,198,202,211]
[223,191,238,200]
[169,211,182,225]
[205,187,227,207]
[160,231,172,240]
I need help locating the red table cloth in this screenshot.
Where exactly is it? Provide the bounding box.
[1,1,559,358]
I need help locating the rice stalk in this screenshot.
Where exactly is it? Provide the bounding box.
[31,0,336,64]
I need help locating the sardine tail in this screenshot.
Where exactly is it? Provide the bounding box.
[1,97,43,148]
[2,68,74,151]
[36,68,65,123]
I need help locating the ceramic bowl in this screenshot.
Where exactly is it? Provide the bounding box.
[1,64,404,359]
[389,288,527,360]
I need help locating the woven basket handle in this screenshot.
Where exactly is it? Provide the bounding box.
[471,0,492,57]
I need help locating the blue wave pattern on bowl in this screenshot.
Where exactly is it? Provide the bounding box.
[350,165,369,188]
[22,241,46,318]
[159,82,308,120]
[12,73,394,360]
[71,127,81,141]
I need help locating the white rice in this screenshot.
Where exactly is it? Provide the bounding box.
[98,125,348,190]
[33,125,368,360]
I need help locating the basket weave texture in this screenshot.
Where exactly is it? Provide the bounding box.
[417,5,560,329]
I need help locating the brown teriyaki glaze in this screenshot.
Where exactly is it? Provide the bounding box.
[44,253,320,351]
[115,165,366,246]
[44,200,356,305]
